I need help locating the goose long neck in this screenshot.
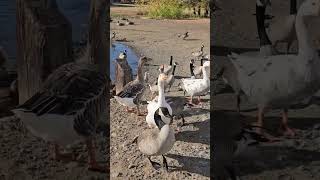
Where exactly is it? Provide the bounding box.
[295,13,316,57]
[190,62,195,76]
[290,0,297,15]
[200,58,203,66]
[136,60,144,82]
[256,4,272,46]
[172,64,176,75]
[202,66,209,80]
[169,56,173,65]
[159,125,171,142]
[157,81,165,105]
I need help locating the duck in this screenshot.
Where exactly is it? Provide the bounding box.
[114,56,151,116]
[182,61,210,106]
[228,0,320,140]
[191,44,205,60]
[118,50,127,59]
[159,56,174,75]
[125,19,134,25]
[11,1,109,172]
[133,107,175,171]
[146,74,173,128]
[178,31,189,40]
[266,0,297,53]
[117,21,125,26]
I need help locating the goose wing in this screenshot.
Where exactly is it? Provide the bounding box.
[137,129,161,155]
[116,80,145,98]
[13,63,107,137]
[228,52,272,76]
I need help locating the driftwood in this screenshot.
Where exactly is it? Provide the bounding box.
[115,58,133,94]
[16,0,73,104]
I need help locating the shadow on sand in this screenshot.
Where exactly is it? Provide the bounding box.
[176,118,210,145]
[167,154,210,177]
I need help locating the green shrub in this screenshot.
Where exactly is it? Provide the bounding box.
[146,0,185,19]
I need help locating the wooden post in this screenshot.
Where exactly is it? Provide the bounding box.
[16,0,73,104]
[88,0,108,74]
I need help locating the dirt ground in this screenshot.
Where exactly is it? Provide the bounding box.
[213,0,320,179]
[110,4,211,180]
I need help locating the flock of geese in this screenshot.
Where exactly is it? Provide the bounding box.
[214,0,320,179]
[4,0,320,178]
[112,42,211,170]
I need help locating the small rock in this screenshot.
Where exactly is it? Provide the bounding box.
[66,162,78,169]
[314,137,320,144]
[128,163,136,169]
[278,174,294,180]
[117,172,123,177]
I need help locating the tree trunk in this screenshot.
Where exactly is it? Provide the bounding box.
[16,0,73,104]
[197,5,201,17]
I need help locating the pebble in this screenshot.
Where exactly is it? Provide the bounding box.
[128,163,136,169]
[313,137,320,144]
[278,174,294,180]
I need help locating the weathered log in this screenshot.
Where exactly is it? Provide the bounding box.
[16,0,73,104]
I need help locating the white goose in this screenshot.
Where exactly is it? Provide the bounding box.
[228,0,320,139]
[11,0,108,172]
[267,0,297,53]
[114,56,151,116]
[133,107,175,171]
[146,74,172,128]
[224,0,276,113]
[182,61,210,105]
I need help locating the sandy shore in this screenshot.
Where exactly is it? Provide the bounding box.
[110,5,210,179]
[213,0,320,179]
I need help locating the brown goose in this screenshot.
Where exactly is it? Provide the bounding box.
[114,56,151,115]
[114,55,133,95]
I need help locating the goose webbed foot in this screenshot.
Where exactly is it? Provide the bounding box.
[126,107,134,113]
[162,155,169,171]
[148,157,161,170]
[280,125,296,138]
[86,139,108,173]
[53,144,75,162]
